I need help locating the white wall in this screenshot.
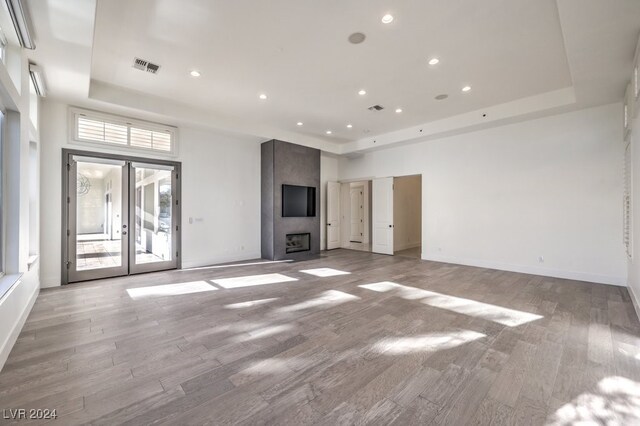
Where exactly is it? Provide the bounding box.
[627,112,640,314]
[340,103,626,285]
[320,153,339,250]
[39,100,264,287]
[393,175,422,251]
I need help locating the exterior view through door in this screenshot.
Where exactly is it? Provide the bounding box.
[63,150,181,284]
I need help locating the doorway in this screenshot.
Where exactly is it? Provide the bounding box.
[392,175,422,258]
[342,181,372,252]
[370,175,422,256]
[325,180,372,252]
[62,150,181,284]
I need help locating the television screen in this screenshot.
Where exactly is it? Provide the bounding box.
[282,184,316,217]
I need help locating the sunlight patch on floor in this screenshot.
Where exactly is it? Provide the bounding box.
[232,324,295,342]
[212,273,298,289]
[229,358,303,386]
[127,281,217,299]
[358,281,542,326]
[224,298,279,309]
[275,290,360,313]
[300,268,351,277]
[372,330,486,355]
[548,376,640,425]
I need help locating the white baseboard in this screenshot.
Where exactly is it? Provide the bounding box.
[395,242,421,252]
[0,281,39,372]
[422,254,625,286]
[181,251,262,269]
[628,284,640,322]
[40,277,61,288]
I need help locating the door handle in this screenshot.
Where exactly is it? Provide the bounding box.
[122,231,127,235]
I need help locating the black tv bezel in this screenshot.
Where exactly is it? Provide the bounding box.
[281,184,316,218]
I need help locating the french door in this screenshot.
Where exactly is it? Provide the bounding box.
[64,150,181,284]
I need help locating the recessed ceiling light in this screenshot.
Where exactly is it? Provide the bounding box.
[326,130,332,135]
[435,94,448,100]
[297,122,303,126]
[381,14,394,24]
[428,58,439,65]
[190,70,201,77]
[395,108,403,113]
[462,86,471,92]
[347,124,353,128]
[358,89,367,95]
[259,93,267,100]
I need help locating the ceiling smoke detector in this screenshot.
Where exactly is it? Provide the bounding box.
[348,32,366,44]
[368,105,384,111]
[133,57,161,74]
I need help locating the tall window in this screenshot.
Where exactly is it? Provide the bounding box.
[0,111,4,277]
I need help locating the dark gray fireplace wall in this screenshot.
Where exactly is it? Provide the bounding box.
[261,140,321,260]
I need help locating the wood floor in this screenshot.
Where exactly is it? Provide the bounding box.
[1,249,640,425]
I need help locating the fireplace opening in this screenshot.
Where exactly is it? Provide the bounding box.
[286,233,310,253]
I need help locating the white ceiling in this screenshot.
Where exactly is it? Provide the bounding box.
[24,0,640,154]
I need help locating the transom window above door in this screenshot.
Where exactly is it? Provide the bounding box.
[70,107,178,156]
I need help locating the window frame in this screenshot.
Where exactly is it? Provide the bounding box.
[0,110,4,278]
[69,107,179,157]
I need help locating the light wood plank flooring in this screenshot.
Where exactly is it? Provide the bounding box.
[1,249,640,425]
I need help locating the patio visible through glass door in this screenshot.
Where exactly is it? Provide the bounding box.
[130,162,177,274]
[68,156,128,282]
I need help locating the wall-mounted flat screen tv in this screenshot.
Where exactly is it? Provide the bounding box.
[282,184,316,217]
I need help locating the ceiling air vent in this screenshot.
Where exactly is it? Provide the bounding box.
[368,105,384,111]
[133,57,161,74]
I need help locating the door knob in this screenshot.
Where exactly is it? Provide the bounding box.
[122,231,127,235]
[123,225,127,229]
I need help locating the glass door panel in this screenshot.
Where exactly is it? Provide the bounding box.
[68,156,128,282]
[130,162,177,274]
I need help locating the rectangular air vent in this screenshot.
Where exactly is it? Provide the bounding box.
[133,57,161,74]
[368,105,384,111]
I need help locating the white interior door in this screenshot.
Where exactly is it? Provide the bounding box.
[372,177,394,255]
[350,187,364,242]
[326,181,341,250]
